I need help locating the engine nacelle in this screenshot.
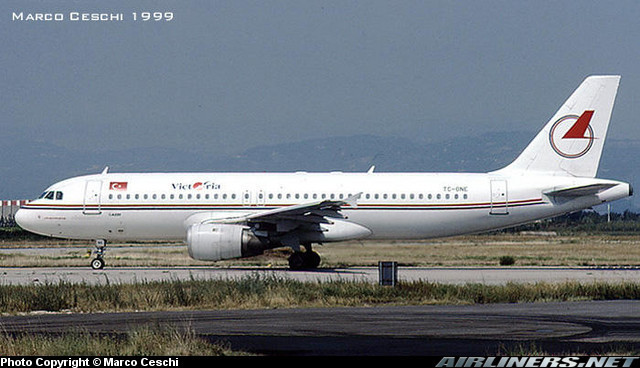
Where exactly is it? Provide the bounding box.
[187,223,266,261]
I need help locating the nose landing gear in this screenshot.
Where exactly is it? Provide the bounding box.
[91,239,107,270]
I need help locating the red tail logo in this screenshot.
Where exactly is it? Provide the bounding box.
[549,111,595,159]
[562,110,594,139]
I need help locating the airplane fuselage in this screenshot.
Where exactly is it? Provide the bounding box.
[16,171,631,242]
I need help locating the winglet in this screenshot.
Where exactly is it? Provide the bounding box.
[343,192,362,208]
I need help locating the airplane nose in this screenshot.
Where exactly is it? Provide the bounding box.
[14,209,31,231]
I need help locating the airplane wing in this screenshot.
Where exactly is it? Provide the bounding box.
[203,192,362,233]
[245,192,361,222]
[544,183,618,197]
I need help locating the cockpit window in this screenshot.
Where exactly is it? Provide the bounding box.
[44,191,54,200]
[55,191,63,200]
[38,192,48,199]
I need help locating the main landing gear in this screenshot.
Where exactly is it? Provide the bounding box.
[288,243,321,270]
[91,239,107,270]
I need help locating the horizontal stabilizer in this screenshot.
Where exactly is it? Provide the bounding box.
[544,183,618,197]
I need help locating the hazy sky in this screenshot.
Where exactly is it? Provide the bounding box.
[2,1,640,155]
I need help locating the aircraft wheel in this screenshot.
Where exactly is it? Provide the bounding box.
[91,257,105,270]
[303,251,321,269]
[288,252,306,270]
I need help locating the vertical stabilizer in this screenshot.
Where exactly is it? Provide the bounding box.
[498,75,620,178]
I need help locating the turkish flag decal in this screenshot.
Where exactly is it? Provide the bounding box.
[109,182,128,191]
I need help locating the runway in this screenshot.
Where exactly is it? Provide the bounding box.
[2,265,640,285]
[1,301,638,355]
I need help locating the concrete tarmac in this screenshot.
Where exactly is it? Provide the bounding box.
[2,265,640,285]
[1,301,638,355]
[2,266,640,355]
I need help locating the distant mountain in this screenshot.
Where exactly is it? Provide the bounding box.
[1,132,637,212]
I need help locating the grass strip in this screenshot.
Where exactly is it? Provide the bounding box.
[0,274,639,314]
[0,326,240,355]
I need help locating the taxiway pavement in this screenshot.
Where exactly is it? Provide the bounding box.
[1,300,638,355]
[2,265,640,285]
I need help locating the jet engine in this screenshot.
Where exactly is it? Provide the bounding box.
[187,223,267,261]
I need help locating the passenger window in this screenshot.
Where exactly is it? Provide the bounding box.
[109,194,113,200]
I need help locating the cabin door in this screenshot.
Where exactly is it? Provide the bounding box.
[490,179,509,215]
[83,180,102,215]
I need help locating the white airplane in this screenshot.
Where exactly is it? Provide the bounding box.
[16,75,632,270]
